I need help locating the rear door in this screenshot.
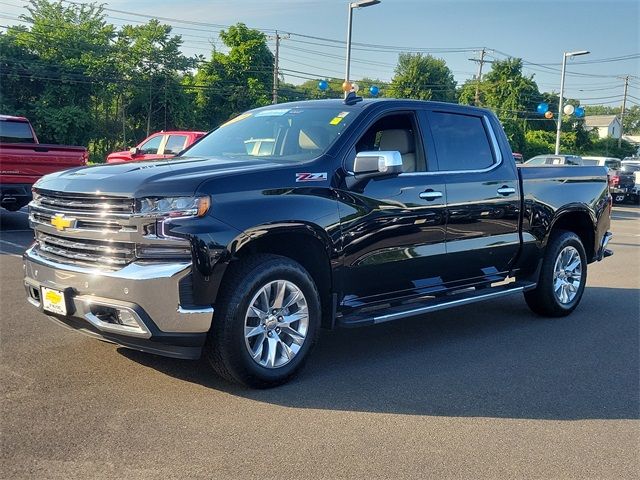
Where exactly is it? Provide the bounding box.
[161,134,188,158]
[424,108,521,286]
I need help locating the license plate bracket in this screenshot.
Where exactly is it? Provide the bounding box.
[41,287,73,316]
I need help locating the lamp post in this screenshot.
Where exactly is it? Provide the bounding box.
[344,0,380,96]
[555,50,590,154]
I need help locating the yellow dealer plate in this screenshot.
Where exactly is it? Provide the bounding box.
[42,287,67,316]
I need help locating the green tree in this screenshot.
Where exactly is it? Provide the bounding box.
[115,20,196,143]
[1,0,117,153]
[387,53,456,102]
[194,23,274,127]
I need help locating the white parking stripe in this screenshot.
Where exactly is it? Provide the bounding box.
[0,239,28,250]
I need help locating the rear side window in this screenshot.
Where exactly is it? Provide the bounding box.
[428,112,494,171]
[163,135,187,155]
[0,121,35,143]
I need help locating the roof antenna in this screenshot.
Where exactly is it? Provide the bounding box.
[343,91,363,106]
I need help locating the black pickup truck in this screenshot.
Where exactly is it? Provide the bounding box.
[23,98,613,387]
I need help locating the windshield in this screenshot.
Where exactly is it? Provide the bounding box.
[182,106,358,162]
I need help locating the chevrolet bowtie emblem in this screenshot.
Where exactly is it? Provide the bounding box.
[50,214,77,231]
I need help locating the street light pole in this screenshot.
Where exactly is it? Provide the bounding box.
[555,50,590,155]
[344,0,381,97]
[344,4,354,88]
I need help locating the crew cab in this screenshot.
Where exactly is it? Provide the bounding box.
[106,130,206,163]
[0,115,87,211]
[23,98,613,387]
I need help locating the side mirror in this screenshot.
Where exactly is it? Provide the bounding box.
[353,150,403,176]
[129,147,140,156]
[346,151,403,189]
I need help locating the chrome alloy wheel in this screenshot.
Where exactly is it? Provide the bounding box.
[553,246,582,304]
[244,280,309,369]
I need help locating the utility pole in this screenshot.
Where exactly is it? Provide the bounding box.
[272,31,281,104]
[618,75,629,148]
[469,48,488,106]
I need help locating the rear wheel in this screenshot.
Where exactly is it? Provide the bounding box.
[524,231,587,317]
[205,254,320,388]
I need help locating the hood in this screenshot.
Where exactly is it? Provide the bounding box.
[35,156,276,197]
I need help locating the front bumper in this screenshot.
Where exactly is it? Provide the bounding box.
[23,247,213,359]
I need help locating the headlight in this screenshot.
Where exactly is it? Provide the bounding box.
[137,196,210,218]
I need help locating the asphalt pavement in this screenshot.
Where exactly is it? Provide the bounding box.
[1,205,638,479]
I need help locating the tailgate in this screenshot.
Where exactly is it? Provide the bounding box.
[0,143,87,185]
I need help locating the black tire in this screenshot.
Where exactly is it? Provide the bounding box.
[205,254,320,388]
[524,230,587,317]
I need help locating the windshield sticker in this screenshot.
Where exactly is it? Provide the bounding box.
[255,109,291,117]
[329,111,349,125]
[296,172,327,182]
[219,113,252,128]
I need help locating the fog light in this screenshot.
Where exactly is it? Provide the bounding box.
[117,309,140,328]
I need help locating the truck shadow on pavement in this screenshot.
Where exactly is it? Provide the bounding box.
[120,286,639,421]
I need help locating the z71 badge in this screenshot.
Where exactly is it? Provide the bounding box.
[296,172,327,182]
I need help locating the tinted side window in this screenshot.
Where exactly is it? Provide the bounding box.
[0,120,35,143]
[163,135,187,155]
[139,135,163,154]
[429,112,494,171]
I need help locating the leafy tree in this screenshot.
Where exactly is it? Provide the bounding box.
[115,20,196,143]
[523,130,578,158]
[583,138,637,158]
[387,53,456,102]
[2,0,116,151]
[194,23,274,127]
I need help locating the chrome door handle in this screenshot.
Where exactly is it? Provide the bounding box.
[497,186,516,196]
[419,190,443,201]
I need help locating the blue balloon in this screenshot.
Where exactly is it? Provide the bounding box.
[318,80,328,91]
[574,106,585,118]
[537,102,549,114]
[369,85,379,97]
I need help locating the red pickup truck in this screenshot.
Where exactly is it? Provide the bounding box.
[0,115,88,211]
[106,130,206,163]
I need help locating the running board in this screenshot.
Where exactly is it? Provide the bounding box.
[337,281,536,328]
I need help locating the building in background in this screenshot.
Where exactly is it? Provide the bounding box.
[584,115,622,139]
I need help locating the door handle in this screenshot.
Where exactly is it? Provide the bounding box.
[419,190,443,201]
[497,186,516,196]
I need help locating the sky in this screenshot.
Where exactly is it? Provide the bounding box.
[2,0,639,106]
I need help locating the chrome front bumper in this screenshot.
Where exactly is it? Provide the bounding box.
[23,246,213,358]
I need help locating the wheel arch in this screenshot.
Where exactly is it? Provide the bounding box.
[548,206,597,262]
[222,223,336,328]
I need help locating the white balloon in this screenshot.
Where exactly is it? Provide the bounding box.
[563,104,575,115]
[351,83,360,93]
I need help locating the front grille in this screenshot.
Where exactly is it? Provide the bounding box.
[29,190,191,270]
[35,231,135,269]
[35,190,135,215]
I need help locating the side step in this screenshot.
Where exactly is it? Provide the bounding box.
[337,281,536,328]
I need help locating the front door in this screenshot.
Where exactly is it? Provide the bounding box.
[337,110,447,307]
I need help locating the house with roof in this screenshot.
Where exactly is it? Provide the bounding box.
[584,115,622,139]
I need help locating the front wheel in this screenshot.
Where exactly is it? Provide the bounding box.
[524,230,587,317]
[205,254,320,388]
